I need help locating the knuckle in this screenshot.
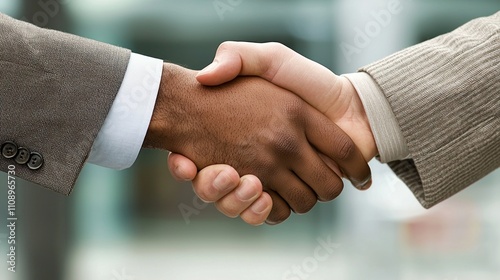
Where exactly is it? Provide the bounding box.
[217,41,236,52]
[265,42,290,54]
[335,135,356,160]
[304,167,344,202]
[193,182,219,203]
[274,132,301,157]
[267,208,291,225]
[225,209,241,219]
[293,196,317,214]
[283,99,308,127]
[225,170,242,189]
[258,125,300,158]
[317,179,344,201]
[265,42,286,53]
[194,186,215,202]
[285,98,305,117]
[241,176,263,194]
[242,153,274,181]
[261,42,291,80]
[265,42,283,48]
[215,202,240,218]
[241,174,262,187]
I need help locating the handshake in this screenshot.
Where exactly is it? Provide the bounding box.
[143,42,378,225]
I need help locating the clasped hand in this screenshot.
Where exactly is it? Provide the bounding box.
[147,42,377,225]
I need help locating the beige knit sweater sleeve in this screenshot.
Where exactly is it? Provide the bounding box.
[360,12,500,208]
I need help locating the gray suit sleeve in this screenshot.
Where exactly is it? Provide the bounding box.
[0,13,131,195]
[359,12,500,208]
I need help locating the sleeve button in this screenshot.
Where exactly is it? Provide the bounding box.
[1,141,18,159]
[15,147,31,165]
[27,152,44,170]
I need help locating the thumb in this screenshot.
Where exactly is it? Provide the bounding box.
[196,42,340,115]
[167,152,198,181]
[196,48,243,86]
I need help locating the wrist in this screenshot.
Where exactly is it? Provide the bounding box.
[340,77,378,161]
[144,63,189,151]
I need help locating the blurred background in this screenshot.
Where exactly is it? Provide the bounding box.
[0,0,499,279]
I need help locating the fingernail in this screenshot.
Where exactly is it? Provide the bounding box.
[251,197,269,215]
[213,171,232,192]
[198,60,218,76]
[265,219,278,225]
[353,175,372,190]
[236,178,257,202]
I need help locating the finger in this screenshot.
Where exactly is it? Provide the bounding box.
[240,192,273,226]
[269,171,317,214]
[196,41,281,86]
[196,47,242,86]
[192,165,241,203]
[196,41,286,83]
[196,41,339,114]
[305,107,372,190]
[265,190,291,225]
[214,175,263,218]
[167,152,198,181]
[292,145,344,202]
[196,41,267,86]
[318,153,343,178]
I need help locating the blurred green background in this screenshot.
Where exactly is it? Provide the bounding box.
[0,0,499,279]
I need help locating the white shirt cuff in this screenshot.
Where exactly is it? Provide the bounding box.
[343,72,410,163]
[87,53,163,169]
